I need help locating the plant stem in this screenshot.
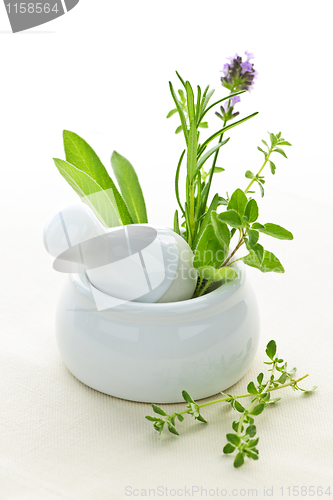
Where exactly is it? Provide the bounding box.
[196,278,213,298]
[170,374,309,419]
[237,357,278,436]
[244,147,273,193]
[220,230,245,268]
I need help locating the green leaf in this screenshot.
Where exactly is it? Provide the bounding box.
[145,415,159,422]
[194,224,226,268]
[110,151,148,224]
[232,420,243,433]
[197,265,238,283]
[196,414,208,424]
[258,182,265,197]
[167,424,179,436]
[218,210,243,228]
[186,81,195,122]
[53,158,126,227]
[257,146,267,156]
[166,108,178,118]
[252,222,293,240]
[223,443,236,454]
[210,211,230,254]
[175,150,186,215]
[182,390,195,403]
[194,193,220,248]
[246,425,257,437]
[243,250,285,273]
[226,433,241,446]
[248,229,259,246]
[63,130,112,191]
[247,438,259,448]
[269,132,278,147]
[234,400,245,413]
[176,413,184,422]
[196,139,229,173]
[261,140,269,148]
[214,167,225,173]
[278,141,292,146]
[250,403,265,415]
[278,372,287,384]
[269,160,276,175]
[245,170,254,179]
[199,112,259,152]
[244,199,259,223]
[273,147,288,158]
[152,404,167,416]
[199,121,208,128]
[244,449,259,460]
[187,119,198,181]
[199,90,246,121]
[175,125,183,134]
[169,81,188,144]
[173,210,180,235]
[303,385,318,393]
[257,373,264,385]
[228,189,248,216]
[247,382,258,395]
[233,452,244,468]
[266,340,277,360]
[175,71,186,88]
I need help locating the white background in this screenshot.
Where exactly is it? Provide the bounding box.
[1,1,333,498]
[1,0,333,218]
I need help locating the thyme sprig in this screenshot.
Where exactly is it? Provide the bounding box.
[145,340,316,468]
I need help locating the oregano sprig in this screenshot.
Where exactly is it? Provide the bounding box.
[145,340,316,468]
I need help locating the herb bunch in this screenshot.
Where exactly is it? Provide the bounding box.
[145,340,316,468]
[167,52,293,297]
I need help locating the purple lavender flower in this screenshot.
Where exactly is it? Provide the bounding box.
[220,52,257,93]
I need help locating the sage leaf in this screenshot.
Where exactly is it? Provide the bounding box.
[111,151,148,223]
[252,222,293,240]
[227,189,248,216]
[63,130,113,191]
[53,158,125,227]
